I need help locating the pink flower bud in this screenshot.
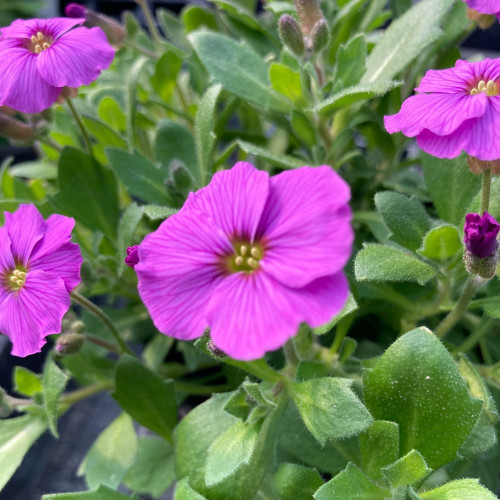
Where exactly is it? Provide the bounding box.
[464,212,500,258]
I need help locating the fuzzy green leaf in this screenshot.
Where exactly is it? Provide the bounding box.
[273,463,324,500]
[419,479,497,500]
[418,225,462,261]
[43,485,133,500]
[360,421,399,479]
[382,449,431,487]
[42,357,69,437]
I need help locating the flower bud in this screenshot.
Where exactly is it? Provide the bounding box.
[125,245,139,269]
[70,320,86,333]
[65,2,87,18]
[466,9,496,29]
[278,15,305,57]
[0,112,33,141]
[55,333,85,356]
[310,18,329,53]
[295,0,323,36]
[467,156,500,175]
[463,212,500,278]
[171,161,194,191]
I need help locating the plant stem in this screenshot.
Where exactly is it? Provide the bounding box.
[71,291,136,357]
[60,380,114,406]
[85,333,122,354]
[435,276,481,339]
[34,134,63,152]
[174,381,232,395]
[480,168,492,215]
[283,338,299,366]
[66,98,93,157]
[453,316,495,354]
[123,39,159,59]
[135,0,163,50]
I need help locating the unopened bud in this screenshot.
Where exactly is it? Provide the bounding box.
[171,161,194,191]
[295,0,323,35]
[278,15,305,57]
[464,251,498,278]
[55,333,85,356]
[311,18,329,53]
[125,245,139,269]
[70,320,86,333]
[467,155,500,175]
[466,9,496,29]
[65,2,87,18]
[0,113,33,141]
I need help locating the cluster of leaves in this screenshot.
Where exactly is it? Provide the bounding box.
[0,0,499,498]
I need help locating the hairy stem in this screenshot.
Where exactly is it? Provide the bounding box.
[480,168,492,215]
[66,98,93,157]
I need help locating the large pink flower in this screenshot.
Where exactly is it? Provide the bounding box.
[135,162,352,360]
[0,17,115,113]
[463,0,500,17]
[384,58,500,161]
[0,204,82,357]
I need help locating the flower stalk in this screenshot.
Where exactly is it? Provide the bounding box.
[480,168,492,215]
[66,97,94,157]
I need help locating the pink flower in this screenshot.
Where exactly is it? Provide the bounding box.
[135,162,352,360]
[463,0,500,17]
[464,212,500,258]
[0,204,82,357]
[384,58,500,161]
[125,245,139,268]
[0,17,115,113]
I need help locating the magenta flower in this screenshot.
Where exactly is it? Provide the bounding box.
[384,58,500,161]
[0,204,82,357]
[464,212,500,258]
[463,0,500,17]
[135,162,352,360]
[0,17,115,113]
[125,245,139,269]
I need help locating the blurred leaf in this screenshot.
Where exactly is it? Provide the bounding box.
[273,463,324,500]
[290,111,316,149]
[334,34,366,89]
[9,162,57,180]
[42,357,69,438]
[14,366,42,396]
[375,191,430,251]
[418,225,462,261]
[43,485,133,500]
[82,116,127,149]
[418,478,497,499]
[98,97,127,132]
[79,413,137,490]
[175,478,207,500]
[189,31,291,113]
[152,51,183,101]
[236,140,303,169]
[55,147,119,239]
[382,449,431,487]
[269,63,305,107]
[360,420,399,479]
[143,205,178,221]
[364,327,482,470]
[113,355,177,442]
[354,244,437,285]
[290,377,373,445]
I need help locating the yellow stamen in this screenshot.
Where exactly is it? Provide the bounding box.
[240,245,248,256]
[27,31,52,54]
[250,246,261,259]
[235,256,244,266]
[247,257,259,269]
[477,80,486,92]
[470,79,499,96]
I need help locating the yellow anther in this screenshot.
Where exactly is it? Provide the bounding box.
[42,42,50,50]
[235,256,244,266]
[247,257,259,269]
[487,80,499,96]
[35,45,42,53]
[31,35,38,44]
[240,245,248,256]
[470,88,479,95]
[478,80,486,92]
[16,280,23,287]
[10,275,18,283]
[250,247,261,259]
[37,31,44,41]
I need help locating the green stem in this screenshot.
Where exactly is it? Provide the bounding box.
[175,82,191,122]
[435,276,481,339]
[34,134,63,152]
[174,381,233,395]
[71,291,136,357]
[85,333,122,354]
[225,358,284,384]
[123,38,159,59]
[136,0,163,50]
[453,316,495,354]
[283,338,299,366]
[66,98,93,157]
[480,168,492,215]
[151,97,194,123]
[60,380,114,406]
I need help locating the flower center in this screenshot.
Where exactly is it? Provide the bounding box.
[227,241,264,273]
[28,31,53,54]
[470,79,499,96]
[5,267,27,291]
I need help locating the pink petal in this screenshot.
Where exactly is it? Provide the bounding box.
[30,214,75,261]
[1,17,84,39]
[4,205,45,266]
[206,271,349,360]
[0,39,61,113]
[0,227,14,274]
[189,162,270,242]
[136,205,232,341]
[384,92,487,137]
[415,63,473,94]
[416,98,500,160]
[0,270,70,357]
[257,166,353,288]
[37,26,115,88]
[465,0,500,14]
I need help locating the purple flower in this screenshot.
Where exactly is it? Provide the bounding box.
[0,204,82,357]
[135,162,352,361]
[463,0,500,17]
[384,58,500,161]
[0,17,115,113]
[464,212,500,258]
[125,245,139,268]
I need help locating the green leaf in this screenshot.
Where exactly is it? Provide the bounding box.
[156,119,198,180]
[175,478,208,500]
[422,153,481,226]
[117,203,144,274]
[143,204,178,221]
[0,414,47,491]
[42,357,69,437]
[419,479,497,500]
[195,84,222,185]
[313,293,358,335]
[243,381,277,409]
[223,387,252,420]
[112,355,177,442]
[273,463,324,500]
[106,148,171,205]
[82,116,127,149]
[382,449,431,487]
[418,225,462,261]
[364,327,483,470]
[290,111,316,149]
[188,31,290,113]
[14,366,42,396]
[79,413,138,490]
[362,0,456,82]
[43,485,133,500]
[123,436,175,498]
[9,161,57,180]
[359,420,399,479]
[269,63,305,107]
[316,80,401,116]
[236,140,303,169]
[314,463,390,500]
[374,191,430,251]
[205,419,261,486]
[55,147,119,238]
[290,377,373,445]
[334,34,366,89]
[151,51,183,101]
[354,244,437,285]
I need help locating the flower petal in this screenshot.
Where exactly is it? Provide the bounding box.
[189,162,270,241]
[384,92,487,137]
[415,61,474,94]
[206,271,349,360]
[466,0,500,15]
[4,204,45,265]
[30,214,75,260]
[37,26,115,88]
[257,166,353,288]
[0,269,70,357]
[0,39,61,113]
[416,98,500,160]
[0,226,14,274]
[1,17,84,39]
[136,205,232,341]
